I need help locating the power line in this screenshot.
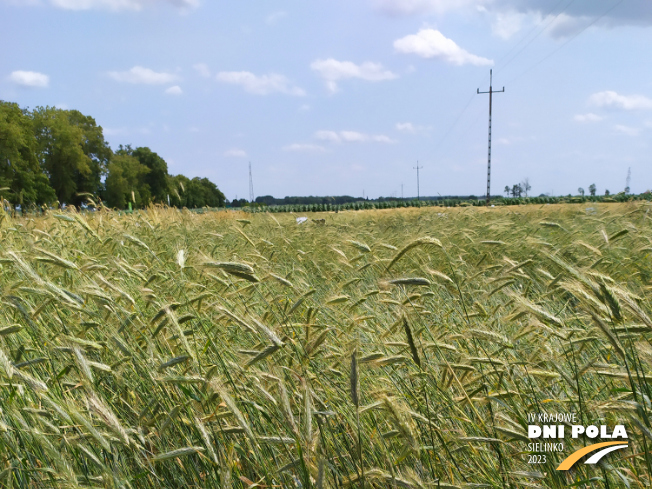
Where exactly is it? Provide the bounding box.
[430,1,572,172]
[492,0,569,70]
[432,93,476,154]
[477,69,505,206]
[504,0,625,85]
[431,0,622,200]
[437,102,486,162]
[439,0,570,140]
[496,0,578,73]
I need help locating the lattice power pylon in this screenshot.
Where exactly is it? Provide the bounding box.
[248,162,255,203]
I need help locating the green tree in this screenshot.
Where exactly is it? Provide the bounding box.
[32,106,111,205]
[186,177,225,208]
[69,110,112,198]
[118,146,169,205]
[168,174,225,208]
[0,101,56,205]
[589,183,597,196]
[168,174,189,207]
[105,154,150,209]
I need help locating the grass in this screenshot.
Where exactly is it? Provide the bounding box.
[0,202,651,488]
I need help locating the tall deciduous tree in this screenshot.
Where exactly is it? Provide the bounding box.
[186,177,226,208]
[105,154,150,209]
[168,174,225,208]
[32,106,111,205]
[0,101,56,205]
[67,110,112,198]
[1,101,226,209]
[118,146,169,204]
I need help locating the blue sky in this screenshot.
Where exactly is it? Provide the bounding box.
[2,0,651,200]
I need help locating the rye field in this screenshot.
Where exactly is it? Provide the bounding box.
[1,203,652,488]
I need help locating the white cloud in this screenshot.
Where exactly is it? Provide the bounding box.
[544,13,589,39]
[394,29,493,66]
[589,91,652,111]
[396,122,416,132]
[372,135,396,143]
[614,124,640,136]
[310,59,397,93]
[340,131,369,142]
[103,127,128,137]
[494,0,652,32]
[9,70,49,88]
[491,11,525,39]
[373,0,477,16]
[395,122,430,133]
[109,66,180,84]
[216,71,305,96]
[165,85,183,95]
[283,143,326,152]
[375,0,652,31]
[48,0,199,11]
[315,130,396,144]
[224,148,247,158]
[193,63,210,78]
[574,113,603,123]
[266,11,287,24]
[315,130,341,143]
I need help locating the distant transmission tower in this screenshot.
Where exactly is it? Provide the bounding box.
[413,162,423,201]
[477,69,505,206]
[248,162,255,203]
[625,167,631,194]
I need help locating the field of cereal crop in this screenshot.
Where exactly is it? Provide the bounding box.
[1,202,651,488]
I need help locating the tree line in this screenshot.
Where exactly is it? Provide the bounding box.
[251,194,491,207]
[0,101,225,209]
[252,195,368,207]
[238,192,652,214]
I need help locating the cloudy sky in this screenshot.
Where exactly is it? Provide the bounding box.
[2,0,651,200]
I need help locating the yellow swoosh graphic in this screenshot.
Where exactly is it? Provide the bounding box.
[557,442,628,470]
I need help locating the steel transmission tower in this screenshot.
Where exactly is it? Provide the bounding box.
[413,163,423,201]
[248,162,255,203]
[477,69,505,206]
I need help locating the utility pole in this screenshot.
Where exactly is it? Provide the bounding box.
[625,167,631,194]
[248,162,255,203]
[413,162,423,201]
[477,69,504,206]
